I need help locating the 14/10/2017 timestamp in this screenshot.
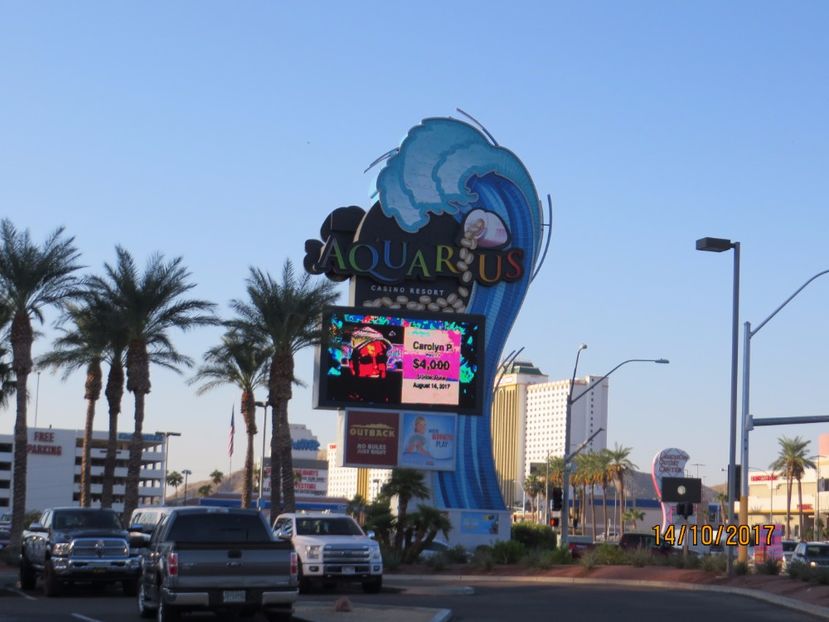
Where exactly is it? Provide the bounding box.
[653,524,775,547]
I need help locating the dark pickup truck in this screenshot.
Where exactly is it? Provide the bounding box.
[20,507,143,596]
[137,507,298,622]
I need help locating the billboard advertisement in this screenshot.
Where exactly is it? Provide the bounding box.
[399,412,457,471]
[315,307,484,415]
[460,511,499,535]
[342,410,400,468]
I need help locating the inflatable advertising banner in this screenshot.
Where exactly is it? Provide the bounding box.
[306,116,544,522]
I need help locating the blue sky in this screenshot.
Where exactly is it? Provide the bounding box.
[1,2,828,489]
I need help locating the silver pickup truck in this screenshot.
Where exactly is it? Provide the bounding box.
[138,507,298,622]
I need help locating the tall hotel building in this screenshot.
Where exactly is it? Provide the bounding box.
[491,362,609,509]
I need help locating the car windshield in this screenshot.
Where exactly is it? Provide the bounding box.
[52,510,122,530]
[805,545,829,558]
[783,541,797,552]
[296,517,363,536]
[168,513,272,543]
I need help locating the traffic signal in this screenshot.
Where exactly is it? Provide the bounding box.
[550,517,560,528]
[676,502,693,518]
[552,487,563,511]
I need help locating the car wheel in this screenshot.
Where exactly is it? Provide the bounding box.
[157,598,180,622]
[42,562,62,597]
[137,580,156,618]
[361,576,382,594]
[297,560,311,594]
[122,578,138,597]
[19,555,36,590]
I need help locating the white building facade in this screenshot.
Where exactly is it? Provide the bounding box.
[524,375,609,479]
[0,427,165,513]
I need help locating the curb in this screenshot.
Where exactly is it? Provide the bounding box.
[389,574,829,620]
[297,601,453,622]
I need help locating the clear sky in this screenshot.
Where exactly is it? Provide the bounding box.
[1,2,828,491]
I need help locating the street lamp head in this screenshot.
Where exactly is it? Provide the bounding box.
[578,343,588,352]
[654,358,669,364]
[255,401,268,408]
[182,469,192,475]
[696,237,735,252]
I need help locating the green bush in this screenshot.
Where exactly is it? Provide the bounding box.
[734,560,749,576]
[492,539,526,564]
[381,546,402,571]
[511,522,557,550]
[702,554,727,573]
[626,548,650,568]
[445,545,470,564]
[424,553,447,571]
[542,547,573,566]
[756,558,781,575]
[471,545,494,571]
[787,560,807,581]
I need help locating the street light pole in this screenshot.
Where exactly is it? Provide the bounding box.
[739,269,829,557]
[155,431,181,505]
[696,236,740,575]
[559,348,669,548]
[182,469,192,505]
[255,400,269,510]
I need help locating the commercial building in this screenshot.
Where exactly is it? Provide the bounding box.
[0,427,165,513]
[490,361,609,509]
[325,442,391,502]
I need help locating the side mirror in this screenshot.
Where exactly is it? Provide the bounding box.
[274,528,291,541]
[130,524,147,534]
[28,522,45,532]
[366,530,376,540]
[129,532,151,548]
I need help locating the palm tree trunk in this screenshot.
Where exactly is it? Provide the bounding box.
[80,359,102,507]
[101,356,123,508]
[786,476,793,538]
[270,350,296,517]
[9,311,33,551]
[240,391,257,509]
[619,477,626,536]
[590,488,597,539]
[123,391,146,522]
[268,406,281,525]
[602,484,609,539]
[797,476,804,538]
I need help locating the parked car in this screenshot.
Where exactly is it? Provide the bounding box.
[20,507,143,596]
[780,539,798,571]
[789,541,829,569]
[273,512,383,594]
[0,527,10,550]
[566,535,595,559]
[138,506,298,621]
[129,506,174,535]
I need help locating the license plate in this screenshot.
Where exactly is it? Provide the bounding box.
[223,590,246,603]
[92,568,107,573]
[341,566,355,575]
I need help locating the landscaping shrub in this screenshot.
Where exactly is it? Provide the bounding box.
[756,558,781,575]
[542,547,573,566]
[511,522,557,550]
[787,561,807,581]
[734,560,749,576]
[381,547,402,571]
[445,545,470,564]
[471,545,494,571]
[424,553,448,571]
[626,548,650,568]
[701,554,726,574]
[492,539,526,564]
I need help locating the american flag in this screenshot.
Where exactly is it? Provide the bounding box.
[228,406,235,457]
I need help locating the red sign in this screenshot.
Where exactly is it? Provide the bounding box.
[344,410,399,467]
[751,474,779,482]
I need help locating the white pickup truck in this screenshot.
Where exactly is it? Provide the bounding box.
[273,512,382,593]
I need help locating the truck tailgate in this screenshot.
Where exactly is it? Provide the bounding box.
[173,541,294,589]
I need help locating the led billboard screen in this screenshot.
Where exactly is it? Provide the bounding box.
[315,306,484,414]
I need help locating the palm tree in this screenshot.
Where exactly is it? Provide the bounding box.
[403,504,452,562]
[572,453,591,535]
[380,468,430,551]
[0,220,81,549]
[622,507,645,531]
[229,261,338,521]
[545,455,565,522]
[210,470,224,488]
[166,470,183,498]
[606,444,637,536]
[38,302,111,507]
[197,484,212,497]
[523,474,543,523]
[190,331,269,508]
[596,450,612,539]
[88,247,216,522]
[770,436,815,538]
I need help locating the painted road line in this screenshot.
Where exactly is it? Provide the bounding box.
[71,614,103,622]
[4,587,37,601]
